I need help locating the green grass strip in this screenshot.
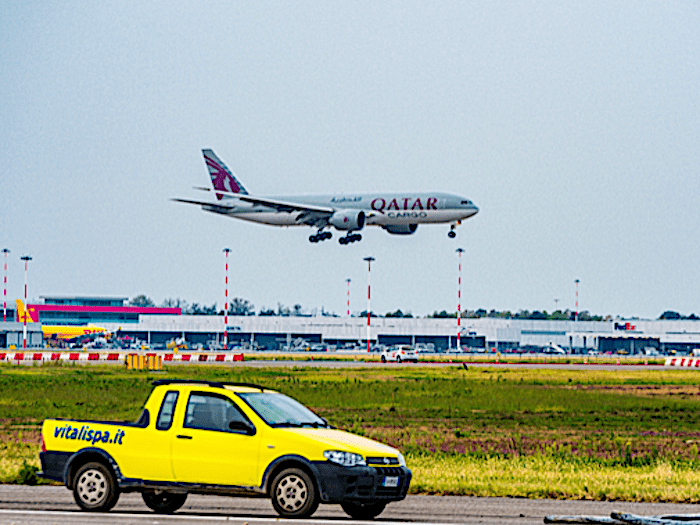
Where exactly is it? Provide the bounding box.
[408,452,700,502]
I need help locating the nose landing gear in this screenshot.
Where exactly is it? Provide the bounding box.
[309,231,332,243]
[448,222,460,238]
[339,233,362,245]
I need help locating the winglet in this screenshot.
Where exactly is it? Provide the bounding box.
[15,299,37,323]
[202,149,249,200]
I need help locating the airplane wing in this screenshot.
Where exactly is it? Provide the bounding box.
[238,195,379,225]
[171,198,236,215]
[236,195,334,214]
[173,195,335,227]
[236,195,336,227]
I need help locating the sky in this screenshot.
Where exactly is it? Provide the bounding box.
[2,1,699,320]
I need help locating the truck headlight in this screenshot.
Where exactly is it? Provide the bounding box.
[324,450,366,467]
[396,452,406,467]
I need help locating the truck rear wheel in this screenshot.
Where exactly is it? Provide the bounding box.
[270,468,319,518]
[73,461,120,512]
[142,490,187,514]
[341,501,387,520]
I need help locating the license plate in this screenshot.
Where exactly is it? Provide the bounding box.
[382,476,399,487]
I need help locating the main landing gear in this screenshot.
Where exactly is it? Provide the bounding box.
[309,230,362,244]
[309,231,332,243]
[339,233,361,245]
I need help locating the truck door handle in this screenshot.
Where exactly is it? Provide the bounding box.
[176,435,193,440]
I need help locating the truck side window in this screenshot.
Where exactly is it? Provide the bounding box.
[156,391,179,431]
[185,392,251,433]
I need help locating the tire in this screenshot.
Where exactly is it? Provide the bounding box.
[396,356,402,363]
[270,468,319,519]
[341,501,386,520]
[73,461,120,512]
[380,356,386,363]
[142,490,187,514]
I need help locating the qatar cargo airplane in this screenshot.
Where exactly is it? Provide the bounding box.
[173,149,479,244]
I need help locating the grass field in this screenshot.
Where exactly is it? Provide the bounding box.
[2,362,700,501]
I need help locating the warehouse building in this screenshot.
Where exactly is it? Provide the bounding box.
[4,297,700,354]
[0,322,43,348]
[105,314,700,354]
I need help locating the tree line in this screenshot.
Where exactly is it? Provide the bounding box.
[428,308,604,321]
[128,295,696,321]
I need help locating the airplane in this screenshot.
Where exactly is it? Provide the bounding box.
[173,149,479,244]
[15,300,112,344]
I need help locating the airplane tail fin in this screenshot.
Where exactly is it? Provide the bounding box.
[15,299,36,323]
[202,149,249,200]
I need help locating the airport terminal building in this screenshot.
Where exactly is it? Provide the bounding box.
[3,296,700,354]
[107,313,700,355]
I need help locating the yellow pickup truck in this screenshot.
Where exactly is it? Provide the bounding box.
[39,380,411,519]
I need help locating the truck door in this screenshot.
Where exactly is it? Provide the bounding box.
[117,390,179,481]
[172,392,259,487]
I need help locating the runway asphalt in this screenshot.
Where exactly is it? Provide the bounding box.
[2,485,700,525]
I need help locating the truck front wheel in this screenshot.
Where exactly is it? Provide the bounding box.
[270,468,319,518]
[341,501,387,520]
[73,461,120,512]
[142,490,187,514]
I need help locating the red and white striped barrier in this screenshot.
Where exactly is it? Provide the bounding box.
[0,352,100,362]
[0,351,244,363]
[163,353,244,362]
[665,357,700,368]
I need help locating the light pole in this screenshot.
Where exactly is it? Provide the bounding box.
[456,248,464,351]
[20,255,32,348]
[574,279,580,322]
[223,248,231,350]
[363,257,375,353]
[2,249,8,323]
[346,278,351,317]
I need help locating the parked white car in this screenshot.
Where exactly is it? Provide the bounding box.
[380,345,419,363]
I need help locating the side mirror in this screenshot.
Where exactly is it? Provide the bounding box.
[229,420,255,435]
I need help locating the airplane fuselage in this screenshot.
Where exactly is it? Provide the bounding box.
[42,325,108,341]
[208,192,478,227]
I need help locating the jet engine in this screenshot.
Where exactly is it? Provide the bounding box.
[382,224,418,235]
[329,210,365,231]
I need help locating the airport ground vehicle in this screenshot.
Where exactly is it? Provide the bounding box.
[39,380,411,519]
[380,345,419,363]
[543,343,567,355]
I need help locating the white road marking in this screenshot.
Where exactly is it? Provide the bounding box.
[0,509,464,525]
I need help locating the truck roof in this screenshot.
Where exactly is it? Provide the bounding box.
[151,379,274,393]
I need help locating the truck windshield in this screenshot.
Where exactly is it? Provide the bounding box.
[237,392,329,428]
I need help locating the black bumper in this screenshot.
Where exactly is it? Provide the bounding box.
[313,463,411,504]
[39,451,71,483]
